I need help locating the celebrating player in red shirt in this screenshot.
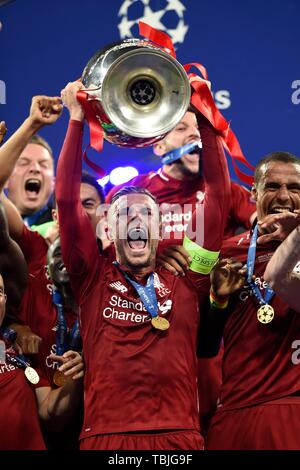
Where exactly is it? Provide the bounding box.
[56,80,230,450]
[106,97,256,436]
[205,151,300,449]
[0,200,43,450]
[0,96,89,449]
[0,200,84,450]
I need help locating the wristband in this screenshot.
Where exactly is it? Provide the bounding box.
[183,235,219,274]
[209,289,229,309]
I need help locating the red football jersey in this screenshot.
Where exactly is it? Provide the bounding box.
[56,118,230,443]
[218,231,300,410]
[16,227,78,385]
[72,256,206,438]
[106,173,255,243]
[0,364,46,449]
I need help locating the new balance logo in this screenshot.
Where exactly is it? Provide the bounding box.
[158,299,172,315]
[109,281,128,294]
[293,261,300,275]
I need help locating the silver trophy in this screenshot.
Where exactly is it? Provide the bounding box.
[81,39,191,148]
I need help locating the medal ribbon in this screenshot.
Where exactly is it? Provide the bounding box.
[0,328,29,369]
[69,319,81,351]
[52,289,81,355]
[0,328,30,369]
[0,331,39,383]
[246,225,275,306]
[113,262,159,319]
[5,352,29,370]
[0,327,17,343]
[161,141,202,165]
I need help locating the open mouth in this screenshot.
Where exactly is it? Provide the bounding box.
[188,141,202,156]
[184,142,202,163]
[53,261,69,285]
[25,178,41,195]
[127,227,148,250]
[57,263,67,273]
[270,207,293,214]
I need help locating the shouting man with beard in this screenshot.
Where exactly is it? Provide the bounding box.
[202,152,300,450]
[56,80,231,450]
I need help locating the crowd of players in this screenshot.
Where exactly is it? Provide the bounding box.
[0,75,300,450]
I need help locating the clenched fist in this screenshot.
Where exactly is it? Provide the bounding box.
[28,95,63,130]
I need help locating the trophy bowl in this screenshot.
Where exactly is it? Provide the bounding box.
[81,39,191,148]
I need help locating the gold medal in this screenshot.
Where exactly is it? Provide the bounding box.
[24,366,40,385]
[151,316,170,331]
[257,304,275,324]
[53,369,68,387]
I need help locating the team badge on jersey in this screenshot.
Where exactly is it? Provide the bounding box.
[153,273,171,297]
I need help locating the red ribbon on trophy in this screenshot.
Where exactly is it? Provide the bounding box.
[139,21,176,58]
[184,64,254,185]
[76,89,105,177]
[139,21,254,186]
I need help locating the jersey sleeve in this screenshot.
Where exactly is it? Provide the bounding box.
[55,120,102,303]
[18,225,48,274]
[184,114,231,275]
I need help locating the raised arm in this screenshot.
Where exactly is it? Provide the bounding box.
[0,96,62,193]
[56,82,100,277]
[183,113,231,274]
[263,222,300,312]
[0,192,25,241]
[0,96,62,241]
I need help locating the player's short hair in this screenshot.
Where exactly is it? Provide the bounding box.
[53,172,105,207]
[254,151,300,185]
[111,186,157,206]
[29,134,53,159]
[81,171,105,204]
[187,105,197,114]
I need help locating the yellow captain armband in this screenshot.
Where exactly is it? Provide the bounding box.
[183,235,220,275]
